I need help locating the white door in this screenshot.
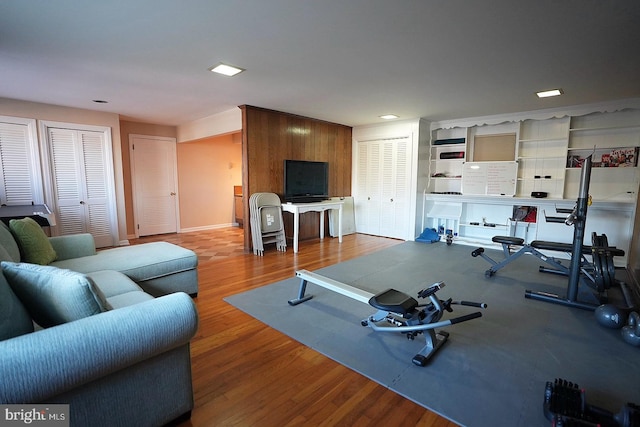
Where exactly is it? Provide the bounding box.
[354,141,382,235]
[379,137,411,239]
[354,137,412,239]
[45,126,118,248]
[129,135,178,237]
[0,117,43,205]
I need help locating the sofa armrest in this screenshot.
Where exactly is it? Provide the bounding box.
[0,292,198,403]
[48,234,97,260]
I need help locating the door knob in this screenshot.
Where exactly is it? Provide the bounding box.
[79,201,85,205]
[170,192,176,196]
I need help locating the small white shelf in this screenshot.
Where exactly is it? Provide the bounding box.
[517,155,565,160]
[459,223,508,229]
[569,125,640,133]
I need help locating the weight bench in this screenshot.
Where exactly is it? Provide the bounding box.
[288,269,485,366]
[471,235,624,291]
[471,236,580,279]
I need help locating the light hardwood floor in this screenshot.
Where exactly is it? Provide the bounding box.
[132,228,458,426]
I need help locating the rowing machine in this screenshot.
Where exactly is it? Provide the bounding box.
[362,282,486,366]
[289,270,486,366]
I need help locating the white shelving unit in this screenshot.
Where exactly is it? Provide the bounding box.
[565,111,640,202]
[428,128,467,195]
[423,106,640,261]
[516,117,569,199]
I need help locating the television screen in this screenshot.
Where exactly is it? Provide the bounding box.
[284,160,329,202]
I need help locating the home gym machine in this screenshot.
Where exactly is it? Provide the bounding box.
[472,154,633,310]
[525,154,631,310]
[288,269,486,366]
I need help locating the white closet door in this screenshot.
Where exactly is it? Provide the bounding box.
[354,141,382,235]
[80,131,114,243]
[379,137,410,239]
[47,126,116,247]
[354,136,412,239]
[0,118,42,205]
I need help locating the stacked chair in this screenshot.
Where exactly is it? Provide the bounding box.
[249,192,287,256]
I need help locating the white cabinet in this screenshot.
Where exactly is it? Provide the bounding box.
[354,136,412,239]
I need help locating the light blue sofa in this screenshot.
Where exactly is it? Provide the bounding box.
[0,220,199,426]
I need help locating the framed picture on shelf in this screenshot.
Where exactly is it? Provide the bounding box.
[606,147,638,167]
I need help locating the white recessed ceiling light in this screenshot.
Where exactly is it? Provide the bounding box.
[209,63,245,77]
[536,88,563,98]
[379,114,399,120]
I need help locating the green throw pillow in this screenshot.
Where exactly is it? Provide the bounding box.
[9,217,57,265]
[1,262,107,328]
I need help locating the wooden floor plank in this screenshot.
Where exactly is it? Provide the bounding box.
[132,229,458,426]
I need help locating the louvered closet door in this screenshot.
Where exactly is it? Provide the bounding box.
[48,128,114,247]
[0,121,39,205]
[354,141,382,235]
[379,137,410,239]
[354,137,412,239]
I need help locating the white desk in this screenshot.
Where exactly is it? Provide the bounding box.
[281,200,344,253]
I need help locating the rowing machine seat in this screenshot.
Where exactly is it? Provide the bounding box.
[368,289,418,317]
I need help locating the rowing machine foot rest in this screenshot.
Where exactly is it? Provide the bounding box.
[412,330,449,366]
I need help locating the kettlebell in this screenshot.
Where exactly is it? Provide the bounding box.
[620,311,640,347]
[595,304,628,329]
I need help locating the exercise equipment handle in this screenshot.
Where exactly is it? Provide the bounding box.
[417,281,445,298]
[449,311,482,325]
[460,301,487,308]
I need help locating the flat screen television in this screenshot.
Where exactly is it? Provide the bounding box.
[283,160,329,203]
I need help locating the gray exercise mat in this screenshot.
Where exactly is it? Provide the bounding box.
[225,241,640,427]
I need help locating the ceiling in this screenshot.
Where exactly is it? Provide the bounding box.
[1,1,639,127]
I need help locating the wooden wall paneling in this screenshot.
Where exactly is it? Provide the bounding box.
[240,105,352,252]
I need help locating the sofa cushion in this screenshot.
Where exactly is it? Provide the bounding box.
[9,217,57,265]
[1,262,107,328]
[0,221,21,262]
[0,269,34,341]
[52,242,197,283]
[86,270,154,310]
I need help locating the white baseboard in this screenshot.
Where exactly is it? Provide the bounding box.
[179,223,238,233]
[127,223,238,240]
